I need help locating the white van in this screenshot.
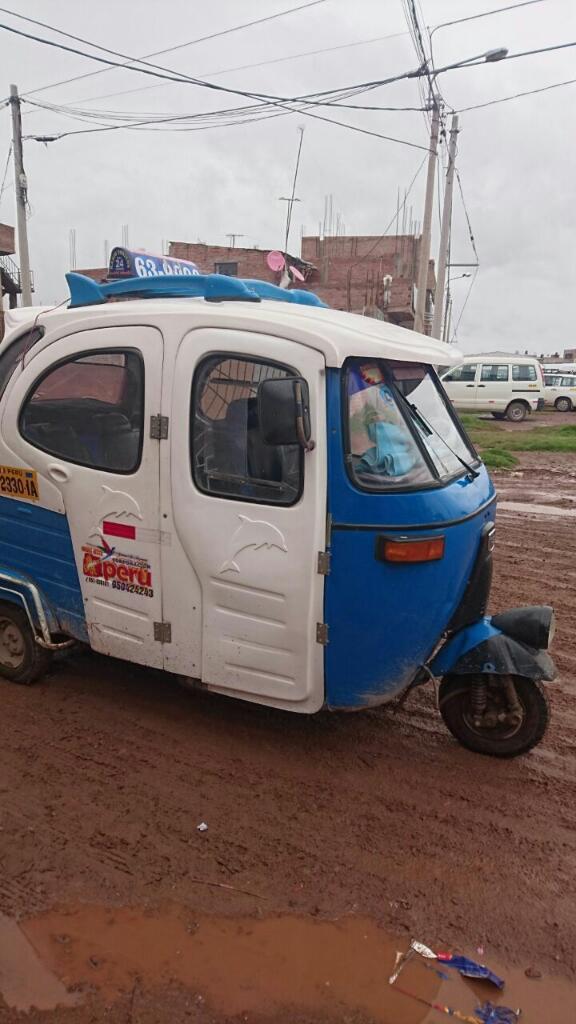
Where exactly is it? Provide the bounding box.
[441,355,544,421]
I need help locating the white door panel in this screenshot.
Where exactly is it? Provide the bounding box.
[2,326,164,667]
[165,328,326,712]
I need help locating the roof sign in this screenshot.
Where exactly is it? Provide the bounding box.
[108,246,200,279]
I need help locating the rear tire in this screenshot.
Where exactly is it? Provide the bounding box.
[0,603,51,685]
[505,401,528,422]
[555,397,572,412]
[439,674,550,757]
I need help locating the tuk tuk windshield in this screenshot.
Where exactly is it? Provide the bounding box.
[346,359,478,490]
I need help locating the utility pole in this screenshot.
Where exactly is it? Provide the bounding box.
[9,85,32,306]
[431,112,459,339]
[413,99,440,335]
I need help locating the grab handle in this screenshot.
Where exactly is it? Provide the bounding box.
[47,463,71,483]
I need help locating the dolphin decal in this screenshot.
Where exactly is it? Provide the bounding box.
[218,514,288,574]
[89,485,143,542]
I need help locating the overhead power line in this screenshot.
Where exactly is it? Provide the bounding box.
[1,1,328,97]
[22,30,410,110]
[458,75,576,110]
[430,0,545,37]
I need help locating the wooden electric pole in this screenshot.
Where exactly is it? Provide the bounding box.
[431,113,459,340]
[413,100,440,335]
[9,84,32,306]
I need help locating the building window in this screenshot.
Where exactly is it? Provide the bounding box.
[214,261,238,277]
[191,354,302,505]
[20,350,144,473]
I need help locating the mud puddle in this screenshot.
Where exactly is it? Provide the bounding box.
[1,905,574,1021]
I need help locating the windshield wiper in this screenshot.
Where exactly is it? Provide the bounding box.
[394,386,480,480]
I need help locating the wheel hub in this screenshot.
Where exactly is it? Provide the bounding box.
[0,617,26,669]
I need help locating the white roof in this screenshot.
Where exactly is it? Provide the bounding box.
[2,297,461,368]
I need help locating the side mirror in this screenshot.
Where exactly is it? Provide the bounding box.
[258,376,315,450]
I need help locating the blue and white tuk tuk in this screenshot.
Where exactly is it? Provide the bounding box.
[0,267,556,756]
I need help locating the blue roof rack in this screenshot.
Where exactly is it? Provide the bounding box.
[66,272,327,310]
[241,280,327,307]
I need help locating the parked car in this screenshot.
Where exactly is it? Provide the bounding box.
[543,374,576,412]
[441,356,544,421]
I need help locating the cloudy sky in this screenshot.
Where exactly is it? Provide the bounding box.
[0,0,574,354]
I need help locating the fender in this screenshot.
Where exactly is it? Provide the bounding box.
[430,616,556,682]
[0,567,74,649]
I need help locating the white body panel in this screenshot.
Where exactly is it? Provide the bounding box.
[0,294,462,706]
[164,328,327,712]
[1,326,164,667]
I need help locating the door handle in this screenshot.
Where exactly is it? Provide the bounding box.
[465,384,475,388]
[477,384,486,388]
[47,462,71,483]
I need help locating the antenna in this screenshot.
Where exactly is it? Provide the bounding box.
[69,228,77,270]
[121,224,129,247]
[280,125,305,254]
[226,233,244,248]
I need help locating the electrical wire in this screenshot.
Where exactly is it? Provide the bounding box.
[23,94,432,151]
[33,31,411,111]
[457,76,576,111]
[0,141,12,209]
[346,154,428,270]
[455,170,479,264]
[430,0,544,38]
[2,1,328,97]
[451,267,479,342]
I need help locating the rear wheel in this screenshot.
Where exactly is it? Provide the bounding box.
[555,396,572,412]
[505,401,528,422]
[439,674,550,757]
[0,603,51,685]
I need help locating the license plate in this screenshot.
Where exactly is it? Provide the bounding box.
[0,465,40,502]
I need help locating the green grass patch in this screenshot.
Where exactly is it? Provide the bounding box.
[480,448,518,470]
[459,415,576,470]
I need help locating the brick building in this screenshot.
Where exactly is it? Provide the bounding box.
[169,235,433,330]
[77,233,435,332]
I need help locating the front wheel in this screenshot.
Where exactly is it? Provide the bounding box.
[439,674,550,757]
[555,397,572,412]
[0,603,51,685]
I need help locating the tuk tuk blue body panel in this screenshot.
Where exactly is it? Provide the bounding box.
[0,496,87,641]
[323,369,497,708]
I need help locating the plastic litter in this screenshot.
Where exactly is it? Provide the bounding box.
[411,940,437,959]
[437,954,504,990]
[197,822,208,832]
[474,1002,521,1024]
[395,985,482,1024]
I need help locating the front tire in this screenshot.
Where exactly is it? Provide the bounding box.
[0,603,51,685]
[439,674,550,757]
[505,400,528,422]
[555,396,572,412]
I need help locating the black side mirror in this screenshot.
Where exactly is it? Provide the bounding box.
[258,376,315,450]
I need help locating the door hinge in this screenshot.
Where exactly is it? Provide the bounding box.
[153,621,172,643]
[150,414,169,440]
[317,551,331,575]
[316,622,329,645]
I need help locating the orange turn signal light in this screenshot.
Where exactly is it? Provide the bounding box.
[382,536,445,563]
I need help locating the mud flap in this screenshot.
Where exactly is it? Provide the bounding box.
[435,632,556,683]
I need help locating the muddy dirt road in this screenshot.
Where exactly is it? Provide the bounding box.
[1,452,575,1022]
